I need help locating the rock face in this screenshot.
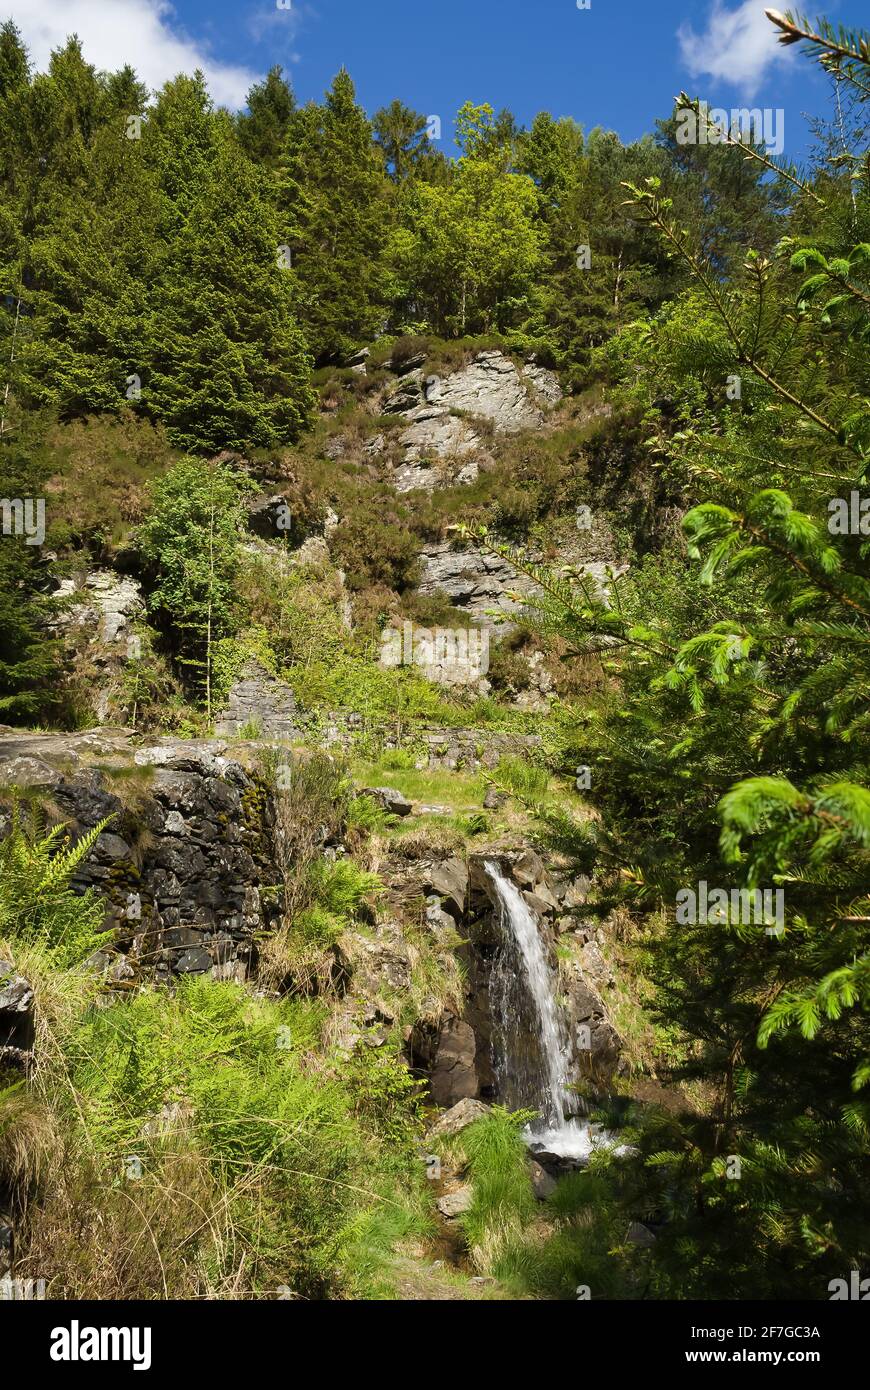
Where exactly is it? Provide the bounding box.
[214,661,300,739]
[379,620,491,690]
[428,1016,478,1107]
[417,542,534,626]
[436,1186,473,1218]
[0,730,280,986]
[246,494,293,540]
[53,570,144,647]
[429,351,548,433]
[51,570,146,721]
[417,527,626,637]
[381,350,561,493]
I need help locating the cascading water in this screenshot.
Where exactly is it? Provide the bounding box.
[485,859,604,1160]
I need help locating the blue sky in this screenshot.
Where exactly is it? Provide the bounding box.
[4,0,853,159]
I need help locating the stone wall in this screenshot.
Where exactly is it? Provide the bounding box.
[0,731,280,987]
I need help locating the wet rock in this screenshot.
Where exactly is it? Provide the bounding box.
[528,1158,558,1200]
[429,1016,478,1108]
[512,849,544,889]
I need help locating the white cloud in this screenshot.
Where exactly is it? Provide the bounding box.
[678,1,794,96]
[4,0,261,109]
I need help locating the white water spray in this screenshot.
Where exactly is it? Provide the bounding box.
[485,859,604,1160]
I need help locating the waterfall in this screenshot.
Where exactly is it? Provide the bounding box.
[485,858,601,1160]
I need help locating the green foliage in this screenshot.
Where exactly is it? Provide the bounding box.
[506,10,870,1294]
[0,800,111,966]
[136,457,254,710]
[53,978,427,1297]
[0,437,59,720]
[449,1109,537,1265]
[0,36,313,452]
[284,71,390,361]
[390,107,546,338]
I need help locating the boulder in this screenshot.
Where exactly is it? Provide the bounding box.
[522,889,557,919]
[512,849,544,888]
[382,370,424,414]
[359,786,413,817]
[428,1016,478,1107]
[0,755,58,787]
[427,1098,491,1140]
[528,1158,558,1200]
[437,1186,473,1219]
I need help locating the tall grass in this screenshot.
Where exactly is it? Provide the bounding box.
[0,782,432,1300]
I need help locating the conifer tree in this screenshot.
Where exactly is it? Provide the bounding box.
[0,435,59,720]
[283,70,390,361]
[144,110,314,452]
[237,66,296,170]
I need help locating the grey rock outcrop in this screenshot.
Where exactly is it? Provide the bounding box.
[417,542,535,625]
[430,351,544,433]
[53,570,143,647]
[426,1097,491,1140]
[381,350,561,493]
